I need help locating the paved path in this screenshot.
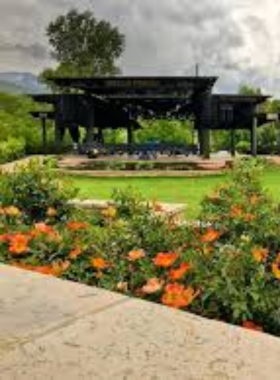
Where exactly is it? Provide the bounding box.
[1,264,280,379]
[61,169,224,177]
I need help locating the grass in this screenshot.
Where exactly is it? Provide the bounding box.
[68,167,280,219]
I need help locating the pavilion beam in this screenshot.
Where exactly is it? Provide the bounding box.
[251,116,258,157]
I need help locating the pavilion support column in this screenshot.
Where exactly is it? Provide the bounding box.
[54,116,63,154]
[41,116,47,154]
[230,128,236,157]
[86,108,95,145]
[97,127,104,144]
[251,116,258,157]
[197,91,212,159]
[127,125,134,144]
[198,129,210,159]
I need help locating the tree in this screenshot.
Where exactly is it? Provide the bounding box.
[41,9,125,84]
[239,84,262,96]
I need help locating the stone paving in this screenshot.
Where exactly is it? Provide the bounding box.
[1,264,280,379]
[69,198,187,222]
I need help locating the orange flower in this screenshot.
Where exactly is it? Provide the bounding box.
[5,206,21,217]
[32,266,57,276]
[142,278,163,294]
[230,205,243,218]
[152,202,164,212]
[249,195,259,206]
[9,234,30,255]
[153,252,179,267]
[51,261,71,276]
[169,263,191,280]
[46,207,57,217]
[101,206,117,219]
[244,214,256,222]
[128,249,146,261]
[34,223,56,235]
[200,229,221,244]
[0,234,11,243]
[92,257,108,270]
[203,245,214,256]
[242,321,263,332]
[11,263,54,275]
[272,257,280,280]
[252,247,269,263]
[67,221,88,231]
[69,247,83,259]
[161,283,200,309]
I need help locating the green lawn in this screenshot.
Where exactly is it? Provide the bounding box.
[69,168,280,219]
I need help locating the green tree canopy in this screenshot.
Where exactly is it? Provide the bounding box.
[238,83,262,95]
[41,9,125,85]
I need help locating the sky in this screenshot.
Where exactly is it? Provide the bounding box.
[0,0,280,94]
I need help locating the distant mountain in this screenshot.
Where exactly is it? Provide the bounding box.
[0,72,49,94]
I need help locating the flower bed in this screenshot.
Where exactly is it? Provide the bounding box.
[1,158,280,336]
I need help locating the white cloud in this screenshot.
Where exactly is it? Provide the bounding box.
[0,0,279,94]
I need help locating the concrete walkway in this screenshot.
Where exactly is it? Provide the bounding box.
[1,264,280,379]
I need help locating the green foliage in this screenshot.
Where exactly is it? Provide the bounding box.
[0,137,26,164]
[0,93,54,157]
[239,83,262,95]
[0,158,77,223]
[136,119,194,144]
[41,8,125,86]
[187,158,280,333]
[2,158,280,335]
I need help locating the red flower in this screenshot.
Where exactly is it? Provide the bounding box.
[142,278,163,294]
[128,249,146,261]
[230,205,243,218]
[252,247,269,263]
[9,234,30,255]
[12,261,70,277]
[34,223,56,235]
[271,252,280,280]
[92,257,108,270]
[153,252,179,267]
[69,247,83,259]
[242,321,263,332]
[201,229,221,243]
[67,221,88,231]
[169,263,191,280]
[0,234,12,243]
[161,283,200,309]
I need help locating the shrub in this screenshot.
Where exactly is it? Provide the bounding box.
[0,158,77,223]
[1,158,280,336]
[0,137,26,164]
[186,158,280,333]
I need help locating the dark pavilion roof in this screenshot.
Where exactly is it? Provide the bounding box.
[50,76,217,97]
[212,94,270,104]
[30,76,271,130]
